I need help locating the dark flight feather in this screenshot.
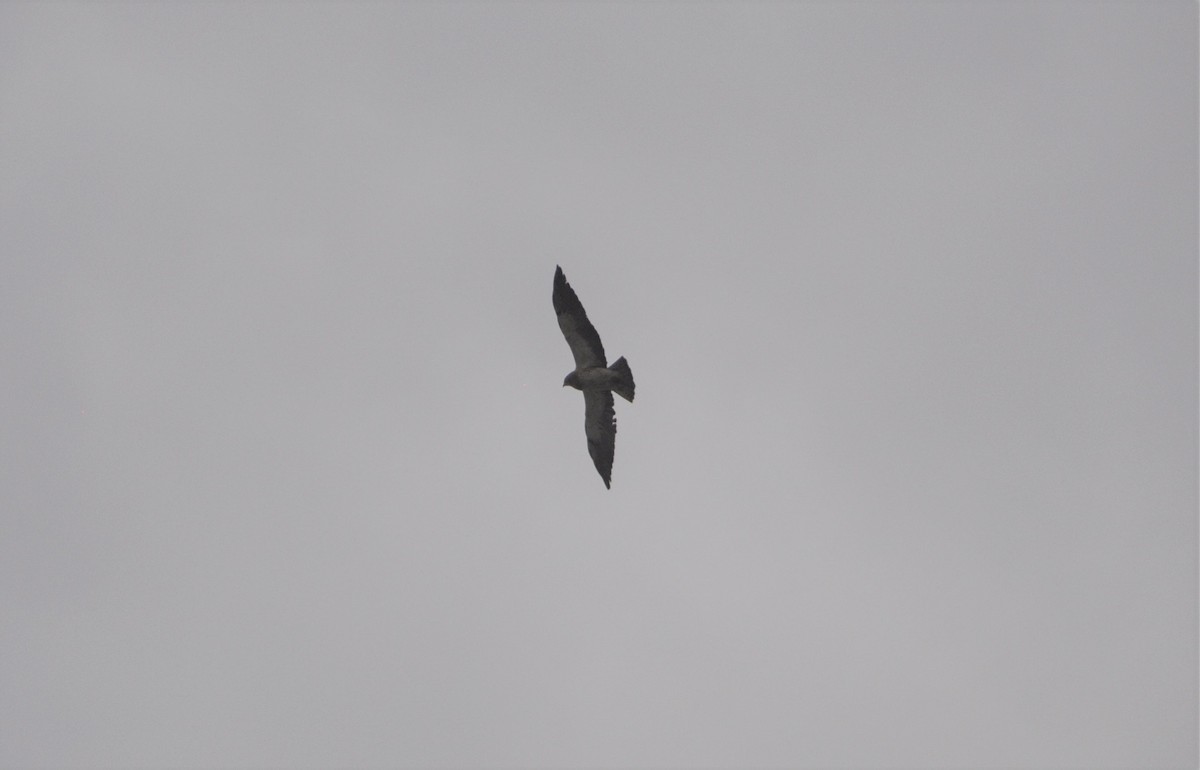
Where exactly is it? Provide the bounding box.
[553,265,607,369]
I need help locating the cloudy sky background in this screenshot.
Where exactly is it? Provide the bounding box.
[1,3,1195,767]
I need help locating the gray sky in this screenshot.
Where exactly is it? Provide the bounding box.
[1,3,1196,767]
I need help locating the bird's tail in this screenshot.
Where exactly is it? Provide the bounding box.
[609,357,635,403]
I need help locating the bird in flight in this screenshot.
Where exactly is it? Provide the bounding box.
[553,265,635,489]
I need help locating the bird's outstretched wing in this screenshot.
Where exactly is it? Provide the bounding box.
[583,389,616,489]
[554,265,607,369]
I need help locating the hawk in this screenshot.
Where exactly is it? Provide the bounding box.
[553,265,635,489]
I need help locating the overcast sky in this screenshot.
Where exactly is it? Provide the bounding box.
[1,3,1196,768]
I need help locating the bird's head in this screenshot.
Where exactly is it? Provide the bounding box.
[562,371,579,389]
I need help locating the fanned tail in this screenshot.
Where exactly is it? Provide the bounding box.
[609,356,635,403]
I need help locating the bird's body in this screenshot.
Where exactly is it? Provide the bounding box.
[553,266,635,488]
[563,364,633,399]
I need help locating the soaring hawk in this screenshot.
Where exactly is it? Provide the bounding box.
[553,265,635,489]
